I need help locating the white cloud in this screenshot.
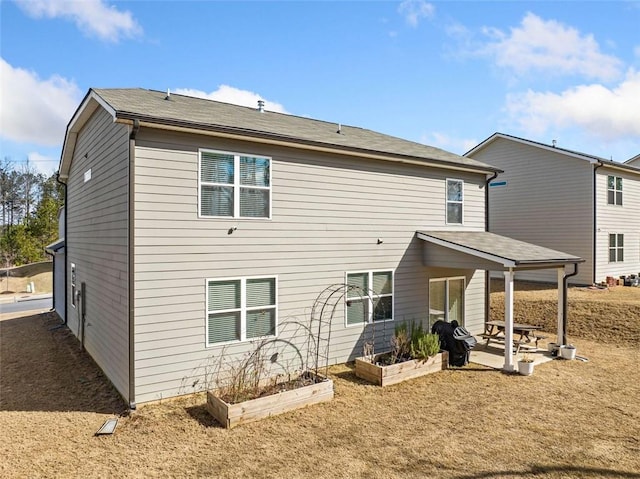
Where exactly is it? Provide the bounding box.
[27,152,59,176]
[421,132,478,155]
[506,70,640,141]
[398,0,434,28]
[0,58,82,147]
[14,0,141,42]
[174,86,288,113]
[480,12,622,81]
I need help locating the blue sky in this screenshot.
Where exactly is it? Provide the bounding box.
[1,0,639,176]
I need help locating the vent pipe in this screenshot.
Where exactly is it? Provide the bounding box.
[552,139,557,147]
[257,100,265,112]
[165,89,171,100]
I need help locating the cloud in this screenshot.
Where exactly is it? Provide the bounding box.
[398,0,434,27]
[174,86,288,113]
[0,58,82,147]
[14,0,142,42]
[506,70,640,141]
[479,12,623,81]
[421,132,478,155]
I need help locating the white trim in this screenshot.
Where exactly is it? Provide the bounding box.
[205,275,278,347]
[198,148,272,220]
[344,269,395,328]
[445,178,464,225]
[70,262,77,309]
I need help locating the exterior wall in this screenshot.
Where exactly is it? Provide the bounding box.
[66,107,130,400]
[595,167,640,282]
[53,247,66,321]
[133,128,488,403]
[470,138,594,285]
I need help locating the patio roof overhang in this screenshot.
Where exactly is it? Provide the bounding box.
[417,230,584,373]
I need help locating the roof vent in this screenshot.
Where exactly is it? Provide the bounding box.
[552,139,557,148]
[337,123,342,134]
[257,100,265,112]
[165,88,171,100]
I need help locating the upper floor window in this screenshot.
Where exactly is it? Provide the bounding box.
[446,179,463,224]
[607,175,622,205]
[199,149,271,218]
[206,276,277,346]
[609,234,624,263]
[345,270,394,326]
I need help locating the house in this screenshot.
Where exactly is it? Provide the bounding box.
[465,133,640,285]
[45,206,65,321]
[627,154,640,168]
[55,90,581,406]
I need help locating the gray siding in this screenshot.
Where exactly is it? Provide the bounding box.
[133,129,488,403]
[66,108,130,400]
[471,138,594,284]
[53,248,65,321]
[595,167,640,282]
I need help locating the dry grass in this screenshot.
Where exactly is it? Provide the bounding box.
[1,284,640,478]
[0,271,52,296]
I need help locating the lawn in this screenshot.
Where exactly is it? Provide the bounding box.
[1,282,639,478]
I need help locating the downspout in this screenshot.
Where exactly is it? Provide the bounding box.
[128,119,140,410]
[45,248,55,312]
[484,172,499,323]
[561,263,579,345]
[56,173,68,325]
[592,161,604,285]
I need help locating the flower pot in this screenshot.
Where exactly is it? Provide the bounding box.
[518,360,534,376]
[560,345,576,360]
[547,342,559,356]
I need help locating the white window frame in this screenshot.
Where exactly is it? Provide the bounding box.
[198,148,272,219]
[344,270,394,327]
[609,234,624,263]
[205,275,278,347]
[446,178,464,225]
[429,276,466,325]
[70,263,76,308]
[607,175,623,206]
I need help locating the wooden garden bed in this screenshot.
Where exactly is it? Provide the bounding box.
[206,373,334,429]
[355,351,448,386]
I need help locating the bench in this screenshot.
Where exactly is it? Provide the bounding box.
[479,334,537,355]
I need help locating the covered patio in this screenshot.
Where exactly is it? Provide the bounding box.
[417,230,584,372]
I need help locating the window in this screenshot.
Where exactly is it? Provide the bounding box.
[199,149,271,218]
[609,234,624,262]
[429,277,465,324]
[345,271,393,325]
[206,277,277,346]
[70,263,76,308]
[607,175,623,205]
[446,179,463,224]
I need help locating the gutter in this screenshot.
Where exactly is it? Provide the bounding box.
[561,263,580,345]
[56,173,68,325]
[128,119,140,410]
[593,161,604,284]
[484,171,499,327]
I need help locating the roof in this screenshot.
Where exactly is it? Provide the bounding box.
[59,88,501,179]
[465,132,640,177]
[626,153,640,165]
[417,230,583,269]
[45,238,65,253]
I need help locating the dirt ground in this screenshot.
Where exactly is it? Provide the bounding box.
[0,271,52,297]
[1,282,639,478]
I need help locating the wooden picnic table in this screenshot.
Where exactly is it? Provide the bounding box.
[481,320,545,353]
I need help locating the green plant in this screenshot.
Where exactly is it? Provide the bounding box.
[411,332,441,360]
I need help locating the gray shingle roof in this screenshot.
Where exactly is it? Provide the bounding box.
[92,88,500,173]
[417,230,583,267]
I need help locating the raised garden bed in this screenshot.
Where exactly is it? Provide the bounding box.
[355,351,448,387]
[206,372,334,429]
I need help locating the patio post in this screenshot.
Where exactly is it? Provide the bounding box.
[503,268,515,371]
[557,267,565,345]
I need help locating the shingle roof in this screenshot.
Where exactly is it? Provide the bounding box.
[90,88,500,173]
[417,230,583,268]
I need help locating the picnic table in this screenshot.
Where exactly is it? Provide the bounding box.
[481,320,546,354]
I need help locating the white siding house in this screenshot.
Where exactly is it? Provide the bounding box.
[466,133,640,285]
[58,91,581,405]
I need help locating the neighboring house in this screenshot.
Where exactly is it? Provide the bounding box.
[465,133,640,285]
[56,90,581,405]
[627,153,640,168]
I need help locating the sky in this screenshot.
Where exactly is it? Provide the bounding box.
[1,0,639,177]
